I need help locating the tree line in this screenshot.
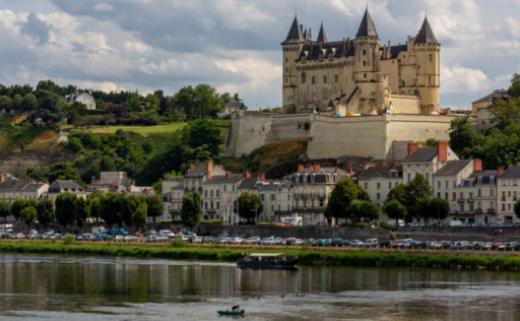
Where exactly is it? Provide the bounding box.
[0,193,164,231]
[0,80,242,128]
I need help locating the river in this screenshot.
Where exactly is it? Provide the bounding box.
[0,254,519,320]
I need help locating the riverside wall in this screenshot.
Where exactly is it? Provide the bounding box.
[194,225,520,242]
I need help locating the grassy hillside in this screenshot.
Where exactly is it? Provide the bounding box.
[222,139,308,178]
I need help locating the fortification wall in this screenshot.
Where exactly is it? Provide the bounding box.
[268,114,313,143]
[224,113,272,158]
[308,115,388,159]
[225,112,457,160]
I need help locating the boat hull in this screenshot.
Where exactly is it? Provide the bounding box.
[217,310,244,316]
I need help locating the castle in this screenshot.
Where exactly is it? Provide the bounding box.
[225,9,459,161]
[283,9,440,115]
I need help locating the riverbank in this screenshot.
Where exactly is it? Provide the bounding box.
[1,241,520,271]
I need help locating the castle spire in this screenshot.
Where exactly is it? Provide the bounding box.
[415,16,439,44]
[356,7,378,38]
[317,22,328,43]
[283,15,304,44]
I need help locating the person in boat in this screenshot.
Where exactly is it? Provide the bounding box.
[231,305,240,311]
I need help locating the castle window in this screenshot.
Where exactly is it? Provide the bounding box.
[363,61,366,66]
[364,73,367,79]
[429,54,433,63]
[363,49,366,55]
[323,75,327,84]
[301,72,306,84]
[285,57,288,63]
[312,76,315,85]
[428,75,432,85]
[335,74,339,83]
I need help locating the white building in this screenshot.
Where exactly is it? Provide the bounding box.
[356,161,402,207]
[497,167,520,225]
[65,92,96,110]
[402,143,458,185]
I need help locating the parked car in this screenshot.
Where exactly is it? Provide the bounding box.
[363,238,379,248]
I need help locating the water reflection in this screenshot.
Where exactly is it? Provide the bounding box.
[0,254,519,321]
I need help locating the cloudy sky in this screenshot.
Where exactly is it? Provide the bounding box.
[0,0,518,109]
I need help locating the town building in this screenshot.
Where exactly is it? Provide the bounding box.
[496,167,520,225]
[202,173,243,224]
[402,142,458,185]
[47,179,88,200]
[356,161,402,207]
[0,175,48,201]
[471,89,510,133]
[218,99,247,118]
[285,164,351,225]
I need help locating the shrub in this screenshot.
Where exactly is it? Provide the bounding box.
[63,234,75,245]
[171,236,187,248]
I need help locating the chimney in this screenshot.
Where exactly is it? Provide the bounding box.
[473,159,483,172]
[188,164,196,173]
[206,160,214,179]
[243,170,252,179]
[313,163,321,173]
[407,142,419,156]
[437,142,448,162]
[297,164,305,173]
[346,165,353,174]
[497,166,505,176]
[381,161,388,168]
[261,173,266,181]
[225,171,230,179]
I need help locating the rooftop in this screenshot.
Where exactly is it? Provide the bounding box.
[498,167,520,179]
[433,160,472,176]
[403,147,437,163]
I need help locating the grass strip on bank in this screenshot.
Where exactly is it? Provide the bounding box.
[1,242,520,271]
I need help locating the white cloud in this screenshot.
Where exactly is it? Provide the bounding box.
[506,16,520,37]
[441,65,490,93]
[93,2,113,12]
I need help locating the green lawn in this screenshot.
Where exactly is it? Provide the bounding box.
[78,120,230,137]
[83,123,188,136]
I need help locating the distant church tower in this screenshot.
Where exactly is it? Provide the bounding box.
[281,16,305,111]
[353,8,383,113]
[414,17,441,113]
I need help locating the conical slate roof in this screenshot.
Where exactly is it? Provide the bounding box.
[356,8,378,38]
[317,22,328,43]
[415,17,439,44]
[283,15,304,44]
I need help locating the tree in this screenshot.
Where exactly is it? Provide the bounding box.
[404,174,432,221]
[146,194,164,223]
[181,192,201,228]
[12,94,23,110]
[508,73,520,98]
[182,119,223,157]
[325,178,369,222]
[20,206,37,227]
[132,202,148,231]
[449,116,477,156]
[383,199,407,226]
[21,93,38,111]
[237,192,262,224]
[88,193,103,223]
[10,199,35,221]
[74,197,90,228]
[386,184,407,205]
[55,193,78,228]
[427,198,450,226]
[193,84,223,118]
[490,98,520,131]
[515,199,520,221]
[348,200,379,223]
[0,201,10,223]
[0,95,12,110]
[36,200,54,227]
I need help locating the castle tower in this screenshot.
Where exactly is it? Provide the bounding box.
[282,15,305,110]
[317,22,328,44]
[353,8,383,113]
[414,17,440,113]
